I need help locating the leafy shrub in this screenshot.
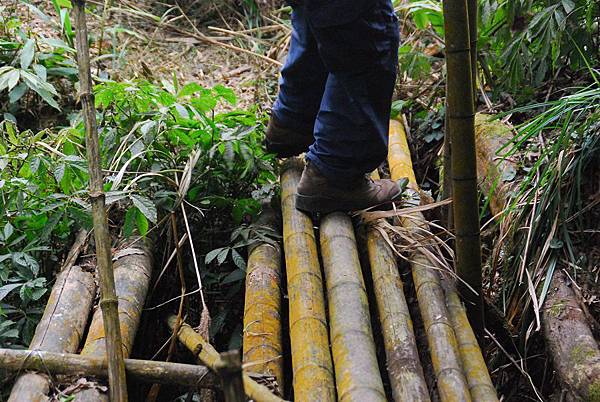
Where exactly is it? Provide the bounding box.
[0,2,79,119]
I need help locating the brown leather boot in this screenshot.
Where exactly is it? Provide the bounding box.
[264,117,313,158]
[295,162,405,214]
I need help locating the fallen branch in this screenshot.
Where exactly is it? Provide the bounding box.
[167,316,287,402]
[0,349,217,388]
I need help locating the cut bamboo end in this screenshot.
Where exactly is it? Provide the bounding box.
[388,119,473,402]
[242,207,284,392]
[167,316,286,402]
[320,212,386,402]
[8,247,96,402]
[280,158,336,402]
[365,226,431,402]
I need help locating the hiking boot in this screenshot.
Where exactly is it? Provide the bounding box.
[264,116,314,158]
[295,162,405,214]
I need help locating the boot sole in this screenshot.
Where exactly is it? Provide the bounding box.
[295,189,403,214]
[295,193,369,214]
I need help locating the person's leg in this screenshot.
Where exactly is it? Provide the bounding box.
[270,5,327,134]
[305,0,400,183]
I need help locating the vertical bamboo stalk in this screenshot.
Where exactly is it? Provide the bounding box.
[73,1,127,400]
[443,0,484,330]
[388,121,472,402]
[320,212,386,402]
[216,350,246,402]
[365,218,430,401]
[467,0,478,100]
[242,207,284,392]
[280,158,335,401]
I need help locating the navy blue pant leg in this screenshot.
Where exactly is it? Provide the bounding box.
[307,0,400,184]
[273,1,399,184]
[271,7,327,133]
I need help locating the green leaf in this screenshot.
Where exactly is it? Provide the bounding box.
[5,69,20,92]
[0,283,22,301]
[130,194,157,224]
[205,247,225,264]
[135,210,149,236]
[231,249,246,270]
[9,83,27,104]
[4,223,14,240]
[20,39,35,70]
[214,85,237,105]
[123,206,137,238]
[221,269,245,284]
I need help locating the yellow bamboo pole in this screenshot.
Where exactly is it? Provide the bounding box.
[280,158,336,401]
[364,188,430,401]
[320,212,386,402]
[167,316,286,402]
[388,120,471,402]
[389,119,498,401]
[242,207,284,393]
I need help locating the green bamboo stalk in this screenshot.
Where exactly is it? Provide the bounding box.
[320,212,386,402]
[443,0,484,330]
[280,159,335,401]
[73,1,127,401]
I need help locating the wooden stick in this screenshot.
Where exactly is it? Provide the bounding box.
[73,1,128,400]
[167,316,287,402]
[216,350,245,402]
[0,349,217,388]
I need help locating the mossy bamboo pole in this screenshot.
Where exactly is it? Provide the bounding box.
[73,1,127,400]
[443,0,483,329]
[473,114,516,217]
[471,120,597,401]
[242,207,284,392]
[364,208,430,401]
[388,120,472,402]
[0,349,217,387]
[73,237,153,402]
[320,212,386,402]
[167,316,287,402]
[8,260,96,402]
[280,158,336,401]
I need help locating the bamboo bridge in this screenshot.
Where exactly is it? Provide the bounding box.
[1,120,498,402]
